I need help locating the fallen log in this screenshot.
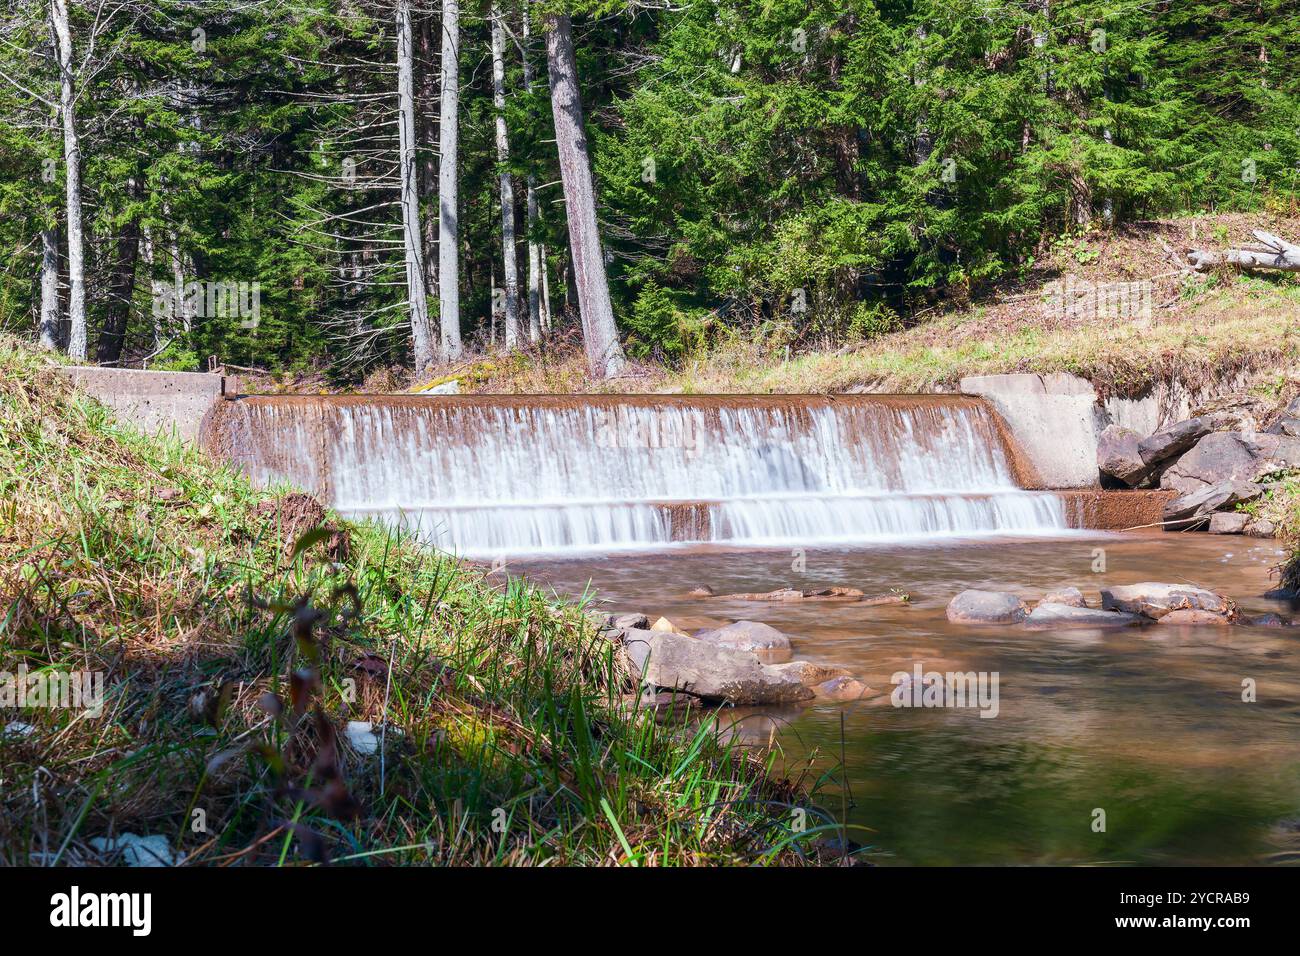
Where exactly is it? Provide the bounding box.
[1188,230,1300,273]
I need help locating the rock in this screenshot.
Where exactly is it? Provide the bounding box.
[1023,602,1146,629]
[418,379,460,395]
[694,620,793,660]
[1042,587,1087,608]
[651,616,684,634]
[712,587,865,602]
[1247,433,1300,471]
[1243,519,1276,538]
[1158,608,1232,626]
[612,613,650,630]
[813,676,871,702]
[344,720,380,755]
[1208,512,1249,534]
[1100,582,1233,621]
[769,660,848,684]
[862,592,910,606]
[1162,480,1261,524]
[1264,415,1300,438]
[1159,432,1259,496]
[88,833,177,867]
[2,721,35,738]
[1097,425,1154,487]
[1264,587,1298,600]
[687,585,715,597]
[1138,416,1213,466]
[946,589,1029,625]
[620,628,813,705]
[1245,613,1287,627]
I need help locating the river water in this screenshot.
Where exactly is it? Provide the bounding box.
[515,533,1300,865]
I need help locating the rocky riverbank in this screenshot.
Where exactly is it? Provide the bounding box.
[1097,393,1300,538]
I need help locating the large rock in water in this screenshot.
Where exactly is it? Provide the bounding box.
[693,620,792,659]
[619,628,813,704]
[1162,479,1261,524]
[1024,602,1146,629]
[1138,417,1213,466]
[1159,432,1259,495]
[1100,582,1233,621]
[1097,425,1154,487]
[946,590,1029,625]
[1043,587,1087,607]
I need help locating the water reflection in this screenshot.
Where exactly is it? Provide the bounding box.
[518,533,1300,864]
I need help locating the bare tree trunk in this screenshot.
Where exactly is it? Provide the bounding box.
[539,242,552,332]
[437,0,463,359]
[521,11,543,342]
[490,6,521,349]
[51,0,86,360]
[417,14,438,303]
[544,13,625,378]
[1189,231,1300,272]
[398,0,434,374]
[38,227,60,350]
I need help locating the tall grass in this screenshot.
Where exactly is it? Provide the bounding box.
[0,336,834,866]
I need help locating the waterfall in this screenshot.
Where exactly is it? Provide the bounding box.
[205,395,1069,557]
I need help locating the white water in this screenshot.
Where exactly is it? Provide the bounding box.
[216,398,1069,557]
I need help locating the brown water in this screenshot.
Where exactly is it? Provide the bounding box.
[515,533,1300,865]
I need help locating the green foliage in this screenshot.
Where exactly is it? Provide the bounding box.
[1,0,1297,368]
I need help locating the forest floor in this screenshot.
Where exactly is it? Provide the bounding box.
[350,211,1300,402]
[0,336,840,866]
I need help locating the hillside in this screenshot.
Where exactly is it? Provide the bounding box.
[0,337,830,866]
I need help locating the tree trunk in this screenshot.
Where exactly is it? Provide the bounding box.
[1189,231,1300,272]
[417,14,439,302]
[490,6,521,349]
[437,0,463,359]
[539,242,552,332]
[398,0,435,374]
[544,13,625,378]
[521,11,543,342]
[140,226,165,349]
[38,227,60,350]
[51,0,86,360]
[96,176,141,365]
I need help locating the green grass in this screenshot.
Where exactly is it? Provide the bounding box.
[0,336,835,866]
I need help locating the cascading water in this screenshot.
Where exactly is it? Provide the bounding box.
[205,395,1068,557]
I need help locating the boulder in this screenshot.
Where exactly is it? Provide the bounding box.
[1138,417,1213,466]
[1208,512,1248,534]
[1247,433,1300,469]
[693,620,793,659]
[651,616,685,634]
[1100,582,1233,621]
[1162,480,1261,524]
[619,628,813,705]
[1264,416,1300,438]
[1245,613,1287,627]
[1243,519,1276,538]
[1042,586,1087,608]
[1023,602,1146,630]
[612,613,650,630]
[1159,432,1259,496]
[686,585,715,598]
[946,590,1029,625]
[1097,425,1154,487]
[812,676,871,702]
[1158,608,1232,626]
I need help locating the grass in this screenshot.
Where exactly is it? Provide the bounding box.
[0,335,839,866]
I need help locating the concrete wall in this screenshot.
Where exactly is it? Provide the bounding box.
[60,367,226,444]
[961,371,1250,488]
[960,373,1101,487]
